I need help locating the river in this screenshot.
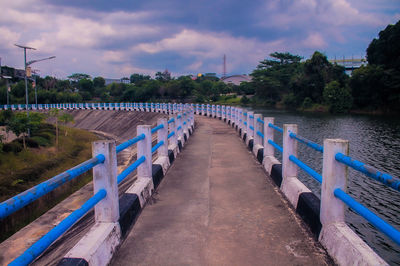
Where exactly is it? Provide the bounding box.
[247,107,400,265]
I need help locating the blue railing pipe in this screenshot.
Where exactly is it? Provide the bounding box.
[151,124,164,134]
[268,123,283,133]
[289,132,323,153]
[117,156,146,184]
[289,155,322,183]
[334,188,400,246]
[116,133,145,154]
[151,140,165,153]
[10,189,107,266]
[335,153,400,192]
[268,139,283,153]
[0,154,105,219]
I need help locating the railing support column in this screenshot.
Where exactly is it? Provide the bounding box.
[263,117,274,157]
[157,118,168,158]
[92,140,119,223]
[137,125,152,179]
[254,114,263,148]
[283,124,298,180]
[321,139,349,225]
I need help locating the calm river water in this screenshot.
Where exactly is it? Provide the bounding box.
[247,107,400,265]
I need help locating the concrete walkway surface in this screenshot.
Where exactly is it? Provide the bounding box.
[111,116,332,266]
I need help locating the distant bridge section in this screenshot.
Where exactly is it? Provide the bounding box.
[329,58,367,74]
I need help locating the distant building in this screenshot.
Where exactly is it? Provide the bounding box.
[104,78,130,86]
[221,75,252,85]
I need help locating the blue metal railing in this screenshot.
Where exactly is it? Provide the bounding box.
[335,153,400,192]
[256,131,264,139]
[168,131,175,139]
[268,123,283,133]
[257,118,264,124]
[152,140,165,153]
[0,154,105,219]
[289,155,322,183]
[334,188,400,246]
[10,189,107,265]
[116,133,145,153]
[151,124,164,134]
[168,118,175,124]
[117,156,146,184]
[268,139,283,153]
[249,125,254,131]
[289,132,323,153]
[177,125,182,131]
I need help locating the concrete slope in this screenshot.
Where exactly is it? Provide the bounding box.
[0,110,165,266]
[112,116,332,266]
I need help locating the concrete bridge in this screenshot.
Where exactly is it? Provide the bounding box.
[0,103,398,265]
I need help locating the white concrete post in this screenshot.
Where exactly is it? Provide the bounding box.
[157,118,168,158]
[169,114,177,146]
[137,125,152,179]
[263,117,275,157]
[92,140,119,223]
[212,105,215,118]
[183,112,189,136]
[321,139,349,225]
[177,112,184,144]
[282,124,298,180]
[247,111,254,142]
[254,114,263,147]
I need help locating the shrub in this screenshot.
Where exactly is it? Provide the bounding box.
[3,142,23,153]
[30,136,52,147]
[323,81,353,113]
[301,97,313,109]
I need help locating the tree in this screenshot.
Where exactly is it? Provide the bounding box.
[367,20,400,69]
[49,109,60,147]
[78,79,94,96]
[130,74,151,84]
[323,81,352,113]
[155,70,171,82]
[68,73,91,83]
[59,113,74,136]
[93,76,105,88]
[7,112,44,149]
[251,52,302,105]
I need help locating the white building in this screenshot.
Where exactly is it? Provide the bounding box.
[221,75,252,85]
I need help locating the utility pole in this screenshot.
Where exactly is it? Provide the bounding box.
[223,54,227,78]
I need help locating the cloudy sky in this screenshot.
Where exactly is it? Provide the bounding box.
[0,0,399,79]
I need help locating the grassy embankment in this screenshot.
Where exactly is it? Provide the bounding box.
[0,124,98,241]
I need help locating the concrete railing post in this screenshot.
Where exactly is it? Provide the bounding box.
[92,140,119,223]
[254,114,263,147]
[321,139,349,225]
[157,118,168,158]
[177,112,184,144]
[263,117,275,157]
[169,114,177,146]
[283,124,298,180]
[247,111,254,143]
[137,125,152,179]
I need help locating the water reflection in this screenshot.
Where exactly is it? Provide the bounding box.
[249,107,400,265]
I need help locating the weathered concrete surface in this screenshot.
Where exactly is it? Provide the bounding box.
[112,116,332,266]
[0,110,164,266]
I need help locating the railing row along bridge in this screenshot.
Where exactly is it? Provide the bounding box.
[0,102,398,265]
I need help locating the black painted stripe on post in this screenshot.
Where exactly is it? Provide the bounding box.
[242,133,247,142]
[152,164,164,189]
[178,140,182,152]
[184,133,188,142]
[257,148,264,163]
[270,164,282,187]
[248,139,254,151]
[239,128,242,136]
[296,192,322,238]
[58,258,89,266]
[119,193,142,237]
[168,149,175,164]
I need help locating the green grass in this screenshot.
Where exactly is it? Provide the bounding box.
[213,95,241,105]
[0,126,98,201]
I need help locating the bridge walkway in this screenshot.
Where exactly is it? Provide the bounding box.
[111,116,331,265]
